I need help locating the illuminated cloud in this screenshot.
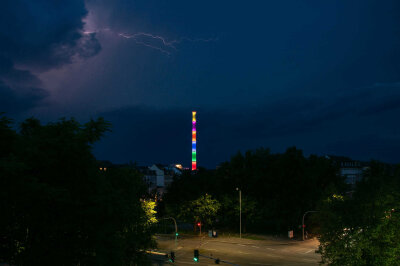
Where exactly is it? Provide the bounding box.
[0,0,101,114]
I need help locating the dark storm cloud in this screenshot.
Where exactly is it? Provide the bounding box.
[0,56,48,114]
[216,83,400,141]
[0,0,100,114]
[93,104,336,167]
[94,84,400,167]
[0,81,48,114]
[76,33,102,59]
[0,57,41,87]
[357,83,400,116]
[5,0,400,165]
[359,97,400,116]
[94,106,190,166]
[325,135,400,163]
[0,0,99,69]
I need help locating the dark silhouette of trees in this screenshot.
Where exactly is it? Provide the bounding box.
[0,116,154,265]
[317,161,400,265]
[178,194,220,228]
[163,147,345,234]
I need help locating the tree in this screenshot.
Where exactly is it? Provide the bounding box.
[218,194,258,232]
[317,162,400,265]
[179,194,221,228]
[0,116,154,265]
[142,200,158,226]
[163,146,344,234]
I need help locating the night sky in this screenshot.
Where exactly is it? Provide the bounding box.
[2,0,400,168]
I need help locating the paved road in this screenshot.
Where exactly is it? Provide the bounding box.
[150,234,321,266]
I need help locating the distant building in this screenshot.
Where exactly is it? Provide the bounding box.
[137,166,158,192]
[144,164,183,195]
[149,164,166,188]
[97,160,114,171]
[326,155,369,186]
[339,161,365,185]
[97,160,183,195]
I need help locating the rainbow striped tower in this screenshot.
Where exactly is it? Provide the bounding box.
[192,111,197,171]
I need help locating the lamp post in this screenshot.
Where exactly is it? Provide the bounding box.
[236,188,242,239]
[161,217,178,248]
[302,211,318,241]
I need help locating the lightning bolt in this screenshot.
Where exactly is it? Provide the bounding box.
[83,28,217,56]
[118,32,176,55]
[118,33,218,56]
[119,32,178,49]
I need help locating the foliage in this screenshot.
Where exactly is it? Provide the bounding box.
[317,162,400,265]
[142,200,158,226]
[218,194,257,232]
[164,147,345,234]
[178,194,221,227]
[0,116,154,265]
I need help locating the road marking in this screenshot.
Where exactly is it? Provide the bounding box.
[145,250,167,256]
[201,241,209,246]
[250,263,272,266]
[304,249,314,254]
[237,244,247,247]
[239,251,251,254]
[206,248,218,251]
[251,245,260,248]
[265,247,276,250]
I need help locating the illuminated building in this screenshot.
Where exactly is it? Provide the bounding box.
[192,111,197,170]
[326,155,369,186]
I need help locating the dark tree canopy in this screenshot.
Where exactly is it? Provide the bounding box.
[164,147,345,233]
[317,161,400,265]
[0,116,154,265]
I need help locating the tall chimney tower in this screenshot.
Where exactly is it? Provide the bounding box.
[192,111,197,170]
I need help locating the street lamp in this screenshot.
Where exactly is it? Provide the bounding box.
[236,188,242,239]
[161,217,178,248]
[302,211,318,241]
[197,222,202,236]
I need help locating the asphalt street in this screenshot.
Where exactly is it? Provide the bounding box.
[150,234,321,266]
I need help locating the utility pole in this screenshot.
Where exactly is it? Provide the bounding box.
[302,211,318,241]
[161,217,178,248]
[236,188,242,238]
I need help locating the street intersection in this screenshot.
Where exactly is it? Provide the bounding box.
[150,234,321,265]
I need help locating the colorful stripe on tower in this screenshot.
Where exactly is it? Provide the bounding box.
[192,111,197,170]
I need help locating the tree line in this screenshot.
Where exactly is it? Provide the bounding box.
[317,161,400,265]
[2,115,398,265]
[0,116,155,265]
[163,147,346,233]
[162,148,400,265]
